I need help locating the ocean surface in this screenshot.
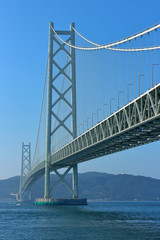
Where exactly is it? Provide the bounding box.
[0,201,160,240]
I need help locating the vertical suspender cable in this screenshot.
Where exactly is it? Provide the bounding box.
[134,38,136,99]
[89,48,92,128]
[100,48,102,112]
[119,44,122,106]
[114,47,116,109]
[119,44,121,94]
[84,49,86,130]
[147,33,149,90]
[156,29,158,84]
[105,49,109,116]
[141,36,144,93]
[111,49,113,112]
[130,41,132,99]
[157,29,159,84]
[123,42,125,105]
[91,49,94,125]
[95,50,97,124]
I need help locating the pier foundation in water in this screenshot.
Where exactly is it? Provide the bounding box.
[35,198,87,205]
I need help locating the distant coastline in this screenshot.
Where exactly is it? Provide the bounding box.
[1,172,160,201]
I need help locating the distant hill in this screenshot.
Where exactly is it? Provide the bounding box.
[1,172,160,201]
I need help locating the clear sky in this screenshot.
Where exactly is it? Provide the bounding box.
[0,0,160,180]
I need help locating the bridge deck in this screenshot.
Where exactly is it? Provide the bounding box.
[23,83,160,190]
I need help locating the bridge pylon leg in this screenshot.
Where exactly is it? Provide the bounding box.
[72,164,78,198]
[44,21,53,199]
[19,142,31,201]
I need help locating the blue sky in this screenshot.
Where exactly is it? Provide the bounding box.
[0,0,160,180]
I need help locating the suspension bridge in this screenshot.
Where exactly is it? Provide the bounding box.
[19,22,160,204]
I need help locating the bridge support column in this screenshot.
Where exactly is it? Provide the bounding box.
[35,22,87,205]
[44,21,53,199]
[72,164,78,198]
[19,142,31,201]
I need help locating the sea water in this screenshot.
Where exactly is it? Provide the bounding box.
[0,201,160,240]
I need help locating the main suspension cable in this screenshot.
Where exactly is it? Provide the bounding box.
[72,24,160,49]
[51,24,160,51]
